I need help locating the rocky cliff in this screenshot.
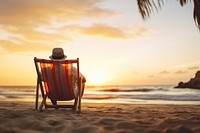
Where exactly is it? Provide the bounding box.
[175,71,200,89]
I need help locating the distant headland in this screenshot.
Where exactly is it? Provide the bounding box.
[175,71,200,89]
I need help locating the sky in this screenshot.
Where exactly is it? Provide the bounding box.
[0,0,200,86]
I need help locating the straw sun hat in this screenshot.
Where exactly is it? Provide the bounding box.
[49,48,67,59]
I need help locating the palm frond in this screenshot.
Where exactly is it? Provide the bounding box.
[137,0,164,20]
[193,0,200,30]
[137,0,200,30]
[179,0,190,6]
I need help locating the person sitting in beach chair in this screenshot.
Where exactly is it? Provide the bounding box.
[34,48,86,113]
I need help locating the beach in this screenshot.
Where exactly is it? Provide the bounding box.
[1,102,200,133]
[0,0,200,133]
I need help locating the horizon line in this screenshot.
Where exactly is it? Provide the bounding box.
[0,84,176,87]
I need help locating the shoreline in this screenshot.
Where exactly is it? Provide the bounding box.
[1,99,200,106]
[1,102,200,133]
[1,85,200,106]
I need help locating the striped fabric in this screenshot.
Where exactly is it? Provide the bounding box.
[40,60,75,101]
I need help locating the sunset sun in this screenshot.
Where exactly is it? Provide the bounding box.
[87,72,108,85]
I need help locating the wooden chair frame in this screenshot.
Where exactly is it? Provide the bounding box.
[34,57,82,113]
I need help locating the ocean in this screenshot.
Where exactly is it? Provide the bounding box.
[0,85,200,105]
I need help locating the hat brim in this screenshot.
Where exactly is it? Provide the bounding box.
[49,55,67,60]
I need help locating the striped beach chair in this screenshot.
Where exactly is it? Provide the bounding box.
[34,57,83,113]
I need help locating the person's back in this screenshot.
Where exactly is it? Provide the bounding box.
[49,47,86,106]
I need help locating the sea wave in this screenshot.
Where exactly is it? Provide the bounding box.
[99,88,167,92]
[0,85,200,104]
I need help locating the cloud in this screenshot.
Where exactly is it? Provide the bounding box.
[0,25,71,52]
[0,0,117,52]
[158,71,170,74]
[59,23,152,39]
[127,24,156,39]
[174,70,187,74]
[0,40,52,52]
[76,24,127,38]
[0,0,155,53]
[149,70,170,78]
[188,66,199,70]
[0,0,116,26]
[148,75,154,78]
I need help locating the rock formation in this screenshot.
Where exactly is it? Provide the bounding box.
[175,71,200,89]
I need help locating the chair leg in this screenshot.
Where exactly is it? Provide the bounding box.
[78,96,81,113]
[39,95,47,112]
[73,97,78,111]
[35,80,39,110]
[74,97,79,113]
[35,78,41,110]
[78,77,82,113]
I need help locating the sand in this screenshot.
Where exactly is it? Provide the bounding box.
[0,102,200,133]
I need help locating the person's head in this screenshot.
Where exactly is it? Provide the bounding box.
[49,48,67,60]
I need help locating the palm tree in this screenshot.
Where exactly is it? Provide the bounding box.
[137,0,200,30]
